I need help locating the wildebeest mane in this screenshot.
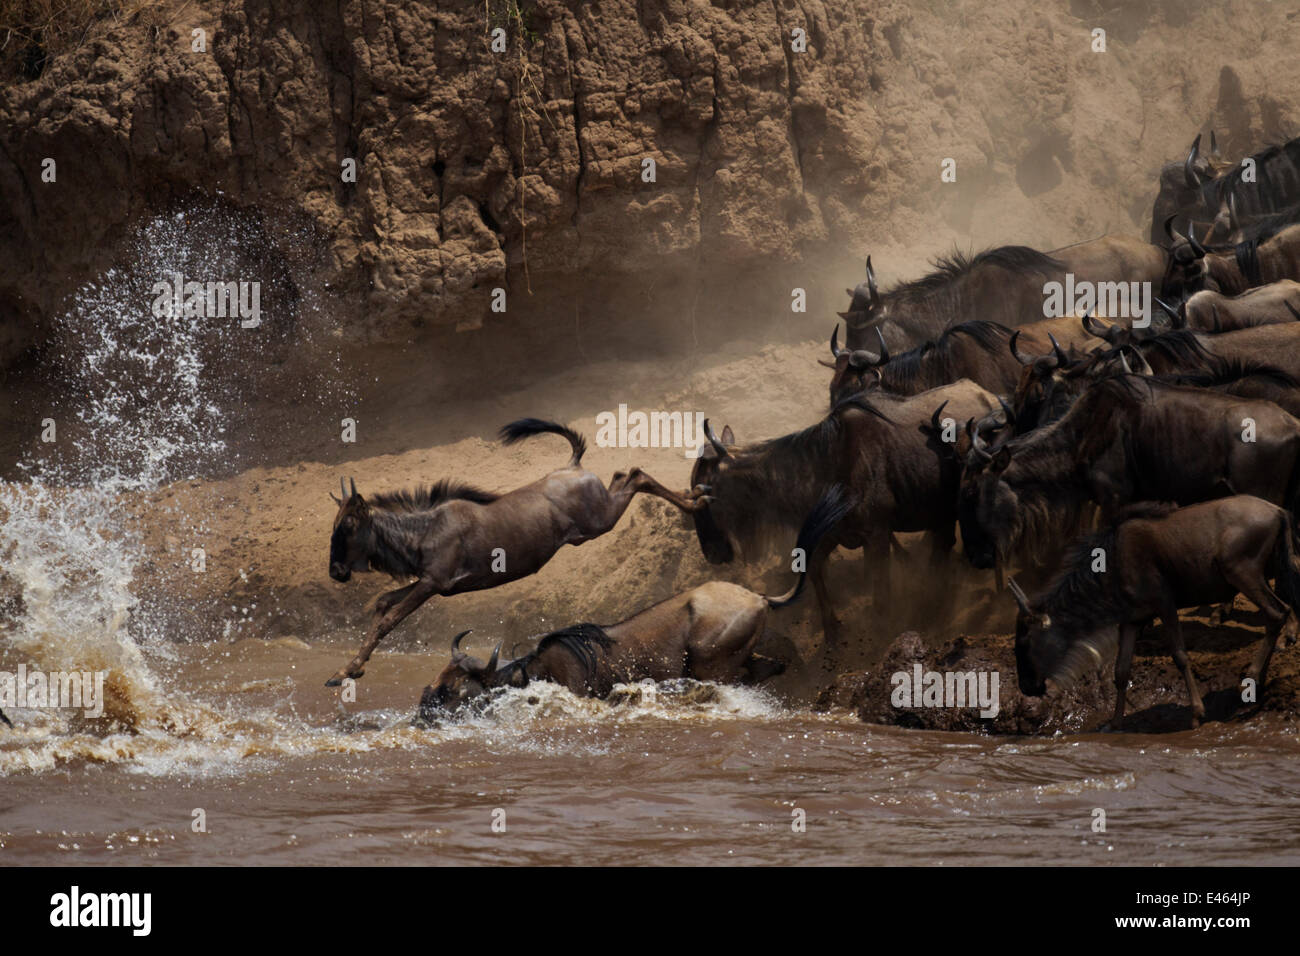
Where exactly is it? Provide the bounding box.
[886,247,1065,302]
[1162,357,1300,391]
[879,321,1012,391]
[1139,329,1216,369]
[1209,139,1300,218]
[533,623,615,676]
[368,479,499,512]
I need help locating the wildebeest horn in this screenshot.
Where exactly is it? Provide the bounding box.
[930,400,949,433]
[1009,330,1032,365]
[450,629,472,655]
[1187,223,1206,257]
[485,642,501,674]
[866,256,880,304]
[1082,310,1109,339]
[1164,214,1188,245]
[1048,332,1068,367]
[830,324,844,357]
[997,395,1016,427]
[1007,578,1032,615]
[1184,133,1202,188]
[1154,297,1182,328]
[875,326,890,363]
[703,419,731,459]
[1119,351,1133,374]
[340,477,348,500]
[1210,129,1221,160]
[967,418,992,462]
[848,349,880,369]
[350,477,358,498]
[1228,191,1240,231]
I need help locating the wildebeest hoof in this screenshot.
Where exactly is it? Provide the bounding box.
[326,666,365,686]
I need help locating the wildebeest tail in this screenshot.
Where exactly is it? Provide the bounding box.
[765,484,854,608]
[498,418,587,466]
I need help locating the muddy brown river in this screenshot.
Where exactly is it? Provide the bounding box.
[2,639,1298,866]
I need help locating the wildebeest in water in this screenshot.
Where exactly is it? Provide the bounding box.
[417,486,853,717]
[1010,497,1300,728]
[325,418,700,686]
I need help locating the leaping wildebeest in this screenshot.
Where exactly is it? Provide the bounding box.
[1010,496,1300,728]
[325,418,700,686]
[416,486,853,717]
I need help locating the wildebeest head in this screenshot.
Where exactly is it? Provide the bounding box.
[1162,216,1214,302]
[329,477,373,582]
[824,324,890,404]
[1008,579,1062,697]
[689,420,739,563]
[420,630,517,715]
[838,257,884,342]
[957,427,1016,570]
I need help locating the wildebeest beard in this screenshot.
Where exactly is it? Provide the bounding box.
[708,416,850,558]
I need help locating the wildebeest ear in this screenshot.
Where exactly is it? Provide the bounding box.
[721,425,735,445]
[992,446,1012,473]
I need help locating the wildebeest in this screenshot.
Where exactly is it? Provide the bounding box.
[1180,280,1300,331]
[841,237,1166,351]
[688,380,997,642]
[1156,132,1300,242]
[960,374,1300,570]
[1010,496,1300,728]
[324,418,700,686]
[1163,219,1300,301]
[416,487,852,716]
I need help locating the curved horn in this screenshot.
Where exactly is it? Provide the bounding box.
[1007,578,1033,615]
[1130,346,1154,377]
[450,629,472,655]
[1154,297,1182,328]
[1187,223,1207,257]
[875,326,890,363]
[349,477,358,497]
[1164,214,1188,245]
[1009,330,1035,365]
[340,477,348,500]
[866,256,880,304]
[997,395,1016,427]
[930,400,949,433]
[967,417,992,462]
[1082,309,1109,339]
[830,324,844,358]
[848,349,880,369]
[703,419,731,459]
[1210,129,1221,160]
[1047,332,1068,367]
[485,642,501,674]
[1184,133,1203,188]
[1119,351,1133,374]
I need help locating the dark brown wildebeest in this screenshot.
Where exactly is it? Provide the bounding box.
[324,418,699,686]
[688,380,997,643]
[1156,132,1300,242]
[826,314,1103,407]
[416,487,852,716]
[1010,497,1300,728]
[841,238,1166,351]
[959,374,1300,570]
[1163,219,1300,302]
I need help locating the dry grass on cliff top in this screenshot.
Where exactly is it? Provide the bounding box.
[0,0,164,79]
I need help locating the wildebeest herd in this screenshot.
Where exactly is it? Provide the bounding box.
[327,130,1300,730]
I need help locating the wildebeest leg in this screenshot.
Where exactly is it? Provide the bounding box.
[370,582,417,615]
[1160,608,1206,726]
[809,544,843,648]
[1108,622,1139,730]
[1229,576,1295,690]
[923,526,957,622]
[326,578,439,686]
[602,467,699,520]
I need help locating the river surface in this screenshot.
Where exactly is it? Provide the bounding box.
[2,639,1298,866]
